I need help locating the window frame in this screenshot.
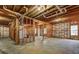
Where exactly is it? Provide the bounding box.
[70,25,78,36]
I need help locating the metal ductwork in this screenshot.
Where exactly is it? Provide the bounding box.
[3,5,35,26]
[23,5,29,15]
[3,5,28,19]
[43,5,67,18]
[3,5,22,17]
[3,5,25,26]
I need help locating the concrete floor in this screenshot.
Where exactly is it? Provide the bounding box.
[0,37,79,54]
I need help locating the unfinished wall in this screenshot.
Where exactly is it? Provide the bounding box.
[0,26,9,38]
[34,22,53,38]
[52,15,79,40]
[19,19,35,44]
[9,21,15,41]
[52,22,70,39]
[46,24,53,37]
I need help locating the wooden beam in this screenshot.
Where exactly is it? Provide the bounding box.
[0,9,16,19]
[34,5,72,18]
[9,21,15,40]
[31,5,53,17]
[49,7,79,23]
[26,6,38,15]
[19,6,24,12]
[13,5,16,11]
[15,18,20,44]
[0,16,12,21]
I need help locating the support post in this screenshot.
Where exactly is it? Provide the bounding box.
[15,18,20,44]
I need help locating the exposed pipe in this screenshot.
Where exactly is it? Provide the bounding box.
[2,5,42,23]
[42,5,67,18]
[3,5,28,20]
[23,5,29,16]
[3,5,22,17]
[35,6,54,18]
[35,5,69,18]
[3,5,28,45]
[4,5,28,16]
[56,5,63,13]
[56,5,67,13]
[43,11,63,18]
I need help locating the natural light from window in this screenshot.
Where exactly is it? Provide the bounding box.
[71,25,78,35]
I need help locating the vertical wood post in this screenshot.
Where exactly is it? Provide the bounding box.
[15,18,20,44]
[33,21,35,41]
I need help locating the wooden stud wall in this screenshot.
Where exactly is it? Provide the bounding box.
[52,22,70,39]
[52,15,79,40]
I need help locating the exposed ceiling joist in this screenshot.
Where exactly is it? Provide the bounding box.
[0,9,15,19]
[25,6,37,15]
[13,5,16,11]
[35,5,72,19]
[0,5,79,24]
[29,5,53,17]
[0,16,11,21]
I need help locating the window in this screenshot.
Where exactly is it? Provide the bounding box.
[0,26,9,37]
[71,25,78,35]
[35,28,37,34]
[44,28,47,34]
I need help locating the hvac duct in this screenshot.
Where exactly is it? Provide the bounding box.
[43,5,67,18]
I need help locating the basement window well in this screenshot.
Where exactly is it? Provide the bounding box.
[71,25,78,35]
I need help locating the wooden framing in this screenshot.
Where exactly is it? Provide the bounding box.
[15,18,20,44]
